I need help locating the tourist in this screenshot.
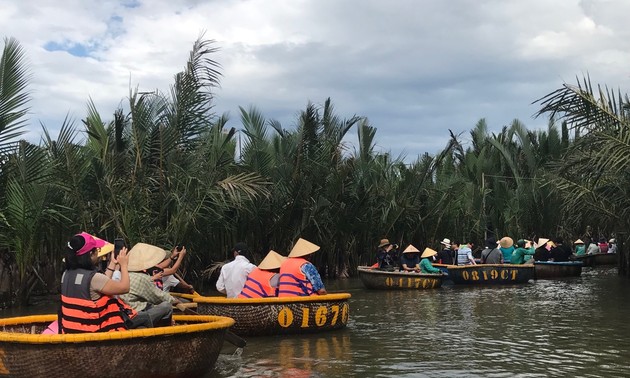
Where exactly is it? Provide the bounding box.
[59,232,149,333]
[376,238,399,271]
[480,237,503,264]
[533,238,551,261]
[586,237,600,255]
[549,237,572,262]
[511,239,536,264]
[155,245,194,293]
[437,238,454,264]
[278,238,327,297]
[598,237,609,254]
[216,242,256,298]
[608,238,618,254]
[420,247,442,274]
[120,243,181,327]
[573,239,586,256]
[498,236,515,263]
[456,241,476,265]
[399,245,421,272]
[238,250,286,298]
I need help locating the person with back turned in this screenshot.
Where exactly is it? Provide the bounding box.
[278,238,327,297]
[216,242,256,298]
[238,250,286,298]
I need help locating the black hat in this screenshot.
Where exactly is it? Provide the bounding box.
[233,242,248,255]
[485,237,497,248]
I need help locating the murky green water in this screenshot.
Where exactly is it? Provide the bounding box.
[2,267,629,377]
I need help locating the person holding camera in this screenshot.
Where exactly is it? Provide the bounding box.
[376,239,399,271]
[155,245,194,293]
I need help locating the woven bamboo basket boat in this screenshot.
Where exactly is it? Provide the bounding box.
[178,293,350,336]
[0,314,234,378]
[447,264,534,284]
[534,261,583,279]
[357,266,443,289]
[574,253,617,267]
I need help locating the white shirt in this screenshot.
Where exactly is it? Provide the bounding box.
[216,255,256,298]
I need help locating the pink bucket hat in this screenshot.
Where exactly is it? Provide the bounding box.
[72,232,107,256]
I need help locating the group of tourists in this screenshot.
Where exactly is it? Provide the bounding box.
[372,233,618,270]
[59,233,195,334]
[216,237,327,299]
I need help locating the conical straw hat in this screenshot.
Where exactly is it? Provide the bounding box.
[574,239,584,245]
[288,238,320,258]
[127,243,168,272]
[403,244,420,254]
[499,237,514,249]
[421,247,438,258]
[95,237,114,258]
[535,238,549,249]
[258,250,287,270]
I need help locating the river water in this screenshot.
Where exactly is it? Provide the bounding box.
[2,267,628,377]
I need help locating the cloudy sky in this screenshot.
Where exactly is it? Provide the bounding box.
[2,0,629,159]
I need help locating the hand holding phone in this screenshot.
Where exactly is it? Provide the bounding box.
[114,238,125,259]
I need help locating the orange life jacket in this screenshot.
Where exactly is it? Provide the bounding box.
[60,269,136,333]
[237,268,277,298]
[277,257,315,297]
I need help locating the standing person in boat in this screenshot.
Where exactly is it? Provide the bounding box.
[60,232,149,333]
[376,239,399,271]
[549,237,572,262]
[120,243,181,327]
[608,238,618,254]
[456,241,477,265]
[498,237,515,263]
[480,237,503,264]
[216,242,256,298]
[437,238,454,264]
[533,238,551,261]
[238,250,286,298]
[399,245,422,272]
[573,239,586,256]
[419,247,442,274]
[511,239,536,264]
[278,238,327,297]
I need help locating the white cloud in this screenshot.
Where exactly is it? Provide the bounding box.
[2,0,630,157]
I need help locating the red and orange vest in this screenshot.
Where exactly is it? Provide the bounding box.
[237,268,277,298]
[60,269,136,333]
[277,257,315,297]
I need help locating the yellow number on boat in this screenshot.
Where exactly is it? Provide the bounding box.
[341,303,349,324]
[278,307,294,328]
[482,270,488,280]
[462,271,470,280]
[301,307,310,328]
[385,277,393,287]
[315,306,328,326]
[471,271,480,280]
[500,270,508,279]
[0,348,9,374]
[511,270,518,280]
[330,305,340,325]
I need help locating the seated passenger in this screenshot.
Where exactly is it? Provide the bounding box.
[238,250,286,298]
[156,245,194,293]
[511,239,536,264]
[480,237,503,264]
[60,232,150,333]
[420,247,442,274]
[533,238,551,261]
[399,245,421,272]
[278,238,327,297]
[437,238,454,264]
[573,239,585,256]
[456,241,476,265]
[216,242,256,298]
[549,237,572,262]
[120,243,180,327]
[498,237,515,263]
[376,238,399,271]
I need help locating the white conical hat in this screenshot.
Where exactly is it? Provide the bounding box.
[535,238,549,249]
[258,250,287,270]
[403,244,420,254]
[288,238,320,258]
[421,247,438,258]
[127,243,168,272]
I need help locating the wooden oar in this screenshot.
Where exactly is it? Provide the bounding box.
[174,303,246,348]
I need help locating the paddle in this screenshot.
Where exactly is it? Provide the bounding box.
[174,303,247,348]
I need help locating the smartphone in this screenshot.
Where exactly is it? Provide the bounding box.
[114,238,125,259]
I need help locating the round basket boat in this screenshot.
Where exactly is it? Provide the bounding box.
[0,314,234,378]
[534,261,583,279]
[357,266,444,289]
[181,293,350,337]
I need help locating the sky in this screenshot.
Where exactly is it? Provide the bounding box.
[2,0,630,159]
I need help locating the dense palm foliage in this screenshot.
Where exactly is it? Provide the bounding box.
[1,36,628,306]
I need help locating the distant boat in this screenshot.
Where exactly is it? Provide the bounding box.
[446,264,534,284]
[534,261,583,279]
[574,253,617,267]
[357,266,444,290]
[180,293,351,337]
[0,314,234,377]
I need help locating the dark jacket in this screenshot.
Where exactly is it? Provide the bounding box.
[549,244,572,262]
[437,248,454,264]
